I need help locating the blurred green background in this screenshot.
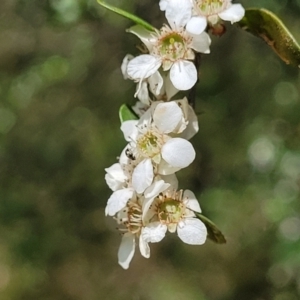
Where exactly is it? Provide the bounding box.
[0,0,300,299]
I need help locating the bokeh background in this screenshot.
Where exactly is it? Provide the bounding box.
[0,0,300,299]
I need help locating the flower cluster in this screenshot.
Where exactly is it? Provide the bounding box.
[105,0,244,269]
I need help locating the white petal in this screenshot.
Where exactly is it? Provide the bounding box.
[136,81,150,104]
[190,32,211,54]
[165,74,179,100]
[132,159,154,194]
[148,71,164,96]
[174,97,189,116]
[127,55,161,80]
[143,180,170,220]
[186,16,207,35]
[157,158,181,175]
[139,234,150,258]
[142,222,167,243]
[170,60,197,90]
[144,179,170,200]
[118,233,135,269]
[161,138,195,168]
[120,120,138,141]
[105,188,133,216]
[218,4,245,24]
[121,54,134,79]
[127,25,154,51]
[159,0,168,11]
[165,0,192,29]
[184,190,201,213]
[153,102,183,133]
[179,105,199,140]
[160,173,178,190]
[177,218,207,245]
[105,163,127,191]
[138,106,153,126]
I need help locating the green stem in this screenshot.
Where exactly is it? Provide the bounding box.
[97,0,155,32]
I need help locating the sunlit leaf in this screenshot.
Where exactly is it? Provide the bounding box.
[97,0,155,32]
[196,213,226,244]
[237,8,300,67]
[119,104,138,123]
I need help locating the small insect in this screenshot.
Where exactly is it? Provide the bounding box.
[125,148,136,160]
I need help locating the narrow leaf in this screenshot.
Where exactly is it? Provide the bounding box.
[196,213,226,244]
[97,0,155,32]
[119,104,138,123]
[237,8,300,67]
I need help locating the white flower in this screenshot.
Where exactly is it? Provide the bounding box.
[186,0,245,35]
[121,54,179,102]
[122,101,196,192]
[105,148,142,216]
[115,180,170,269]
[126,3,211,91]
[143,189,207,245]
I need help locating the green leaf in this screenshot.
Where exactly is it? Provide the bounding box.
[196,213,226,244]
[97,0,155,32]
[119,104,138,123]
[237,8,300,68]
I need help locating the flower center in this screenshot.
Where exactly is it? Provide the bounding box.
[117,201,143,235]
[152,26,192,66]
[136,128,163,159]
[157,198,184,224]
[159,32,186,61]
[196,0,229,16]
